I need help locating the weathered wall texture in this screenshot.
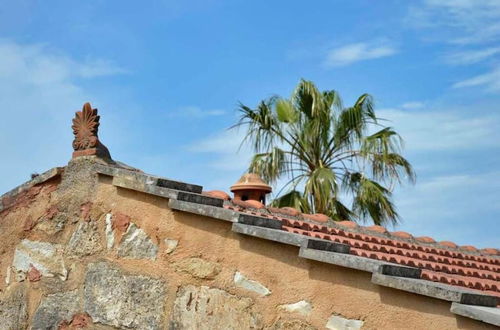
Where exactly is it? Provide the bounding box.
[0,159,496,329]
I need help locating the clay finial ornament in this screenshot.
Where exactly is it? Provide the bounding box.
[71,102,111,159]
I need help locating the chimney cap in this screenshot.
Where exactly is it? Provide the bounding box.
[230,173,272,193]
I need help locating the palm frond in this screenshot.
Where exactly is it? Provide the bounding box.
[248,147,287,184]
[270,190,311,213]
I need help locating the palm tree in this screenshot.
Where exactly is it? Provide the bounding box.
[234,79,415,226]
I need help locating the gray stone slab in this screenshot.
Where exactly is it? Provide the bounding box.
[112,176,178,200]
[232,223,307,246]
[299,247,391,273]
[450,302,500,327]
[379,264,421,279]
[168,200,239,222]
[372,272,498,307]
[156,178,202,194]
[177,191,223,207]
[96,164,202,194]
[0,167,63,212]
[238,214,282,229]
[305,239,350,254]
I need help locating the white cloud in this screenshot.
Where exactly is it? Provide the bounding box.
[408,0,500,45]
[77,58,128,78]
[0,40,125,193]
[395,171,500,247]
[444,47,500,65]
[401,101,425,110]
[378,108,500,151]
[166,105,225,118]
[324,42,397,67]
[452,67,500,92]
[187,129,252,171]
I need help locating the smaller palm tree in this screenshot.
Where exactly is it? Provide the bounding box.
[234,79,415,226]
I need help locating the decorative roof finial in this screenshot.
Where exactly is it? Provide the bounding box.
[71,102,111,159]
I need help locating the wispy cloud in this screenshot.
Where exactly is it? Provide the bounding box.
[444,47,500,65]
[395,171,500,247]
[408,0,500,45]
[400,101,425,110]
[166,105,225,119]
[452,67,500,92]
[324,42,397,67]
[378,107,500,151]
[0,41,126,84]
[187,129,251,171]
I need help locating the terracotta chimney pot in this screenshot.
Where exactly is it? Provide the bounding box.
[230,173,272,204]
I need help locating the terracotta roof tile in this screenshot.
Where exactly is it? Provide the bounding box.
[482,248,500,256]
[202,190,230,200]
[461,245,478,252]
[337,221,358,229]
[416,236,436,243]
[391,231,413,239]
[365,225,388,234]
[232,206,499,298]
[439,241,458,248]
[303,213,330,223]
[232,199,265,209]
[268,206,301,217]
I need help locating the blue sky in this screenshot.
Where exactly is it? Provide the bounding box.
[0,0,499,248]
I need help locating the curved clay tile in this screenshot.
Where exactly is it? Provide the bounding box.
[391,231,413,239]
[232,199,264,209]
[337,221,358,229]
[365,225,387,233]
[268,206,301,217]
[461,245,478,252]
[303,213,330,223]
[439,241,458,248]
[245,200,265,209]
[481,248,499,256]
[416,236,436,243]
[202,190,230,201]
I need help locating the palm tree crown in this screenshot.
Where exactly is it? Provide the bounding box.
[234,79,415,226]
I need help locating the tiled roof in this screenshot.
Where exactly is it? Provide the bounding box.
[198,191,500,301]
[61,164,500,325]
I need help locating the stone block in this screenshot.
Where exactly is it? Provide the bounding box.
[325,315,364,330]
[174,257,221,279]
[238,214,282,230]
[277,300,313,316]
[0,285,28,330]
[305,239,350,254]
[84,261,166,329]
[113,176,178,200]
[104,213,115,249]
[117,223,158,260]
[66,221,103,257]
[164,238,179,254]
[378,264,421,279]
[32,290,82,330]
[232,222,306,246]
[12,239,67,280]
[266,319,317,330]
[168,199,239,222]
[299,247,387,273]
[234,271,271,296]
[371,272,498,307]
[450,302,500,327]
[177,192,223,207]
[156,178,202,194]
[171,285,262,329]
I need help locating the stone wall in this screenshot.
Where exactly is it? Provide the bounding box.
[0,159,495,329]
